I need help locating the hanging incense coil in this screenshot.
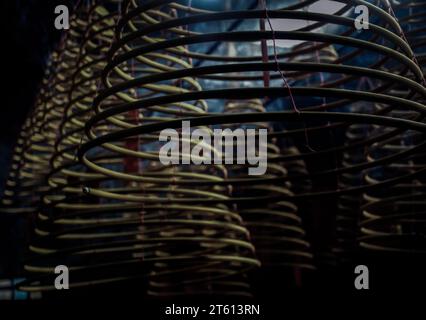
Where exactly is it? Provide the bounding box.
[19,1,258,297]
[5,0,426,296]
[83,0,425,290]
[1,10,88,214]
[396,0,426,68]
[358,0,426,256]
[222,99,314,283]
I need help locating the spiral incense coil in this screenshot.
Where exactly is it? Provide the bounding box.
[360,192,426,254]
[88,0,426,197]
[358,1,426,255]
[361,117,426,254]
[396,0,426,68]
[1,12,88,214]
[18,1,258,297]
[335,123,368,260]
[47,4,116,206]
[6,0,426,295]
[78,0,426,287]
[222,99,314,275]
[1,59,61,213]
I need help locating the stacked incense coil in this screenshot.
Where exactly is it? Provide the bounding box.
[397,0,426,69]
[43,4,116,218]
[3,0,426,296]
[85,2,258,297]
[20,3,153,291]
[335,102,374,262]
[223,99,314,281]
[359,0,426,256]
[1,12,87,213]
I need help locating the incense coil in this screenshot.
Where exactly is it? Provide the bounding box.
[223,99,314,273]
[86,0,426,269]
[78,0,426,284]
[358,1,426,255]
[90,0,426,197]
[46,4,116,208]
[7,0,426,295]
[360,118,426,254]
[1,13,87,214]
[19,2,258,297]
[93,2,256,296]
[360,192,426,254]
[396,0,426,68]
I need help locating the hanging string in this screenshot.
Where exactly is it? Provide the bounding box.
[259,0,300,114]
[259,2,270,88]
[259,0,316,152]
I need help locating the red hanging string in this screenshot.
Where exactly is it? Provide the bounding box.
[259,0,300,114]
